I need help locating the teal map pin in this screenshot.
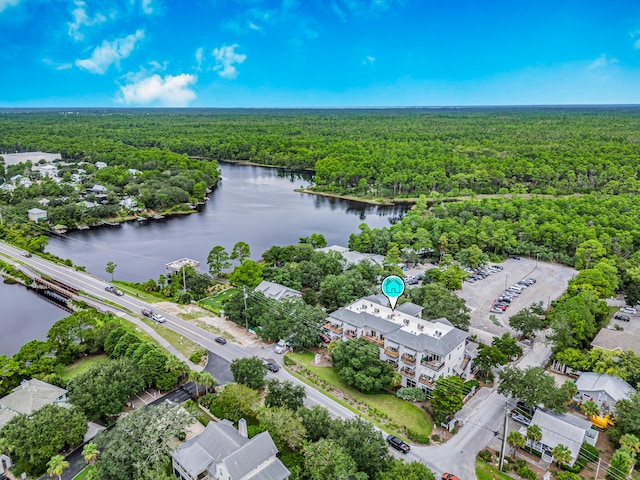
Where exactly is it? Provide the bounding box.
[381,275,405,310]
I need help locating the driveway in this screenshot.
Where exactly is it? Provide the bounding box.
[204,351,235,385]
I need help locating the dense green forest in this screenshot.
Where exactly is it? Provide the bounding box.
[2,107,640,199]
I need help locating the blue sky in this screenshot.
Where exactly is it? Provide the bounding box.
[1,0,640,107]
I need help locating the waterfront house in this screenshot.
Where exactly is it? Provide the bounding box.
[27,207,48,222]
[316,245,385,269]
[0,379,68,431]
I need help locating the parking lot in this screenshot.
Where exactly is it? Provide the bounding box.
[457,257,577,340]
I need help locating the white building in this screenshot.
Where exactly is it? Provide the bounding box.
[27,207,48,222]
[574,372,636,414]
[254,280,302,301]
[316,245,385,269]
[324,296,469,393]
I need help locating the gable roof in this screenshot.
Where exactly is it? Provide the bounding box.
[575,372,636,403]
[396,302,424,317]
[172,421,289,480]
[254,280,301,301]
[530,409,587,463]
[223,431,279,479]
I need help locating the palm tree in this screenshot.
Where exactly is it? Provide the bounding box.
[82,442,100,467]
[580,400,600,419]
[526,424,542,454]
[507,431,526,456]
[47,454,69,480]
[620,434,640,475]
[165,355,189,384]
[551,444,572,467]
[189,369,202,398]
[199,371,217,395]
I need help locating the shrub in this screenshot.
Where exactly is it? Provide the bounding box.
[407,429,431,444]
[580,443,599,462]
[431,434,442,443]
[189,350,203,364]
[478,450,493,462]
[396,387,428,402]
[556,472,580,480]
[283,355,295,366]
[198,393,217,409]
[517,465,537,480]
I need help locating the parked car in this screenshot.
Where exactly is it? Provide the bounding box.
[319,334,331,344]
[141,309,154,318]
[266,362,279,372]
[620,307,637,315]
[386,435,410,453]
[490,307,504,313]
[614,314,630,322]
[275,344,286,354]
[105,285,124,296]
[215,336,227,344]
[151,313,166,323]
[442,473,461,480]
[511,255,521,260]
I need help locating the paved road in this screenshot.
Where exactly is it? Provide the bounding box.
[1,241,553,479]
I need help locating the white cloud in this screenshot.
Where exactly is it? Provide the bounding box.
[635,38,640,49]
[0,0,20,14]
[212,44,247,79]
[195,47,204,71]
[43,58,73,70]
[76,29,145,74]
[588,54,618,70]
[141,0,154,14]
[363,55,375,65]
[68,0,107,41]
[118,73,197,106]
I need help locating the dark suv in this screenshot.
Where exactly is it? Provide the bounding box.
[386,435,410,453]
[614,314,630,322]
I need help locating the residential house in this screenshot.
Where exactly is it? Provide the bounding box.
[27,207,48,222]
[591,329,640,356]
[520,409,598,465]
[88,184,107,194]
[254,280,302,301]
[316,245,385,269]
[171,420,289,480]
[574,372,636,414]
[323,296,468,394]
[0,379,69,431]
[34,163,58,179]
[95,162,107,169]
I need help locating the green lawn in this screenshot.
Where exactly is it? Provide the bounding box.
[140,318,203,360]
[286,350,432,440]
[61,354,110,381]
[113,280,165,303]
[73,466,94,479]
[476,459,513,480]
[198,288,238,314]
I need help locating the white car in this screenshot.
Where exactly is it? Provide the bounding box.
[152,313,166,323]
[620,307,637,315]
[274,344,286,354]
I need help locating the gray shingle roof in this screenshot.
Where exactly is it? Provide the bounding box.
[0,379,67,416]
[396,302,424,317]
[254,280,301,301]
[575,372,636,403]
[223,432,281,479]
[591,329,640,355]
[246,456,291,480]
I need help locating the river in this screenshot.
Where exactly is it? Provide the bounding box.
[1,162,410,355]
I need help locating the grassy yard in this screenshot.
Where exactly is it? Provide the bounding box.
[198,288,238,314]
[61,354,110,381]
[113,280,165,303]
[286,350,432,440]
[476,459,513,480]
[73,466,94,479]
[140,318,203,360]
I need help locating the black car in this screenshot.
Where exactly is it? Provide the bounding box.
[215,336,227,344]
[614,314,630,322]
[386,435,410,453]
[266,362,279,372]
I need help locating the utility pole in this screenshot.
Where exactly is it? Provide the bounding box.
[243,286,248,330]
[182,266,186,293]
[499,402,509,471]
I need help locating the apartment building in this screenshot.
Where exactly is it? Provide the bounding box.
[323,296,469,394]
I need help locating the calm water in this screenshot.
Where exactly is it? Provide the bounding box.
[45,162,409,282]
[0,280,69,356]
[1,162,409,355]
